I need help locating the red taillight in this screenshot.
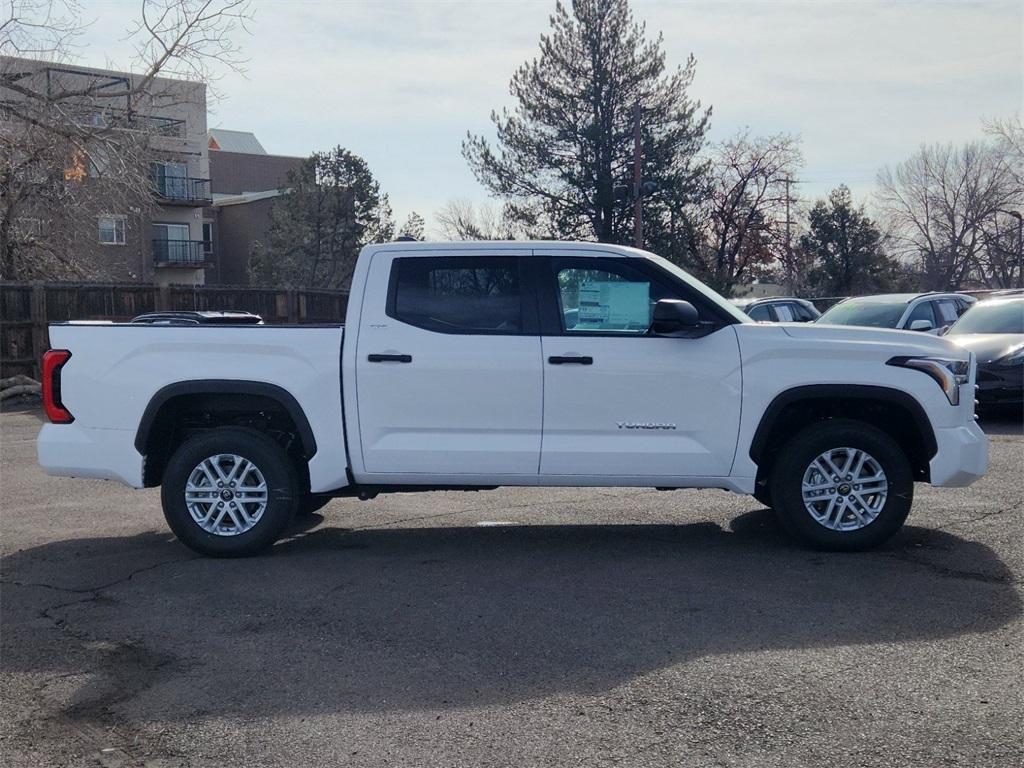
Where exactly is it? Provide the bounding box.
[41,349,74,424]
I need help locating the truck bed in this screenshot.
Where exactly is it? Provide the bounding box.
[37,323,349,492]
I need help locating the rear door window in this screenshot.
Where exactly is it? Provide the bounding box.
[935,300,960,326]
[773,304,796,322]
[792,302,818,321]
[388,256,525,334]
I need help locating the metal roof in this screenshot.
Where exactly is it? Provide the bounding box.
[208,129,267,154]
[212,189,287,206]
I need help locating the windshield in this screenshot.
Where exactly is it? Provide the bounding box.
[818,300,907,328]
[646,253,751,323]
[947,300,1024,335]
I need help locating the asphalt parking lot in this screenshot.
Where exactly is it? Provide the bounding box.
[1,407,1021,768]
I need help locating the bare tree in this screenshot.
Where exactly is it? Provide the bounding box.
[1,0,251,280]
[1,1,82,58]
[985,115,1024,187]
[434,199,525,241]
[684,130,802,296]
[877,141,1022,290]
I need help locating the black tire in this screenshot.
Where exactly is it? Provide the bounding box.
[161,427,301,557]
[769,418,913,551]
[296,494,332,516]
[753,482,772,509]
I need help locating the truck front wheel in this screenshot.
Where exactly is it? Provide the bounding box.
[769,419,913,551]
[161,427,300,557]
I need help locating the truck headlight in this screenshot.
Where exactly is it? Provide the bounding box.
[886,356,971,405]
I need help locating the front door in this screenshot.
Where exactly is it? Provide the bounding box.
[354,250,543,478]
[537,254,742,479]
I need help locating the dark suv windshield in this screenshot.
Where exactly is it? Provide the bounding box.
[947,300,1024,335]
[818,300,906,328]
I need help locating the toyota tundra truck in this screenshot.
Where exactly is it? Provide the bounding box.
[37,241,988,556]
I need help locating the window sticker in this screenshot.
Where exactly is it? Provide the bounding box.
[774,304,795,322]
[576,281,650,330]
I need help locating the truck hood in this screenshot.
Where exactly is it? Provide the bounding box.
[944,333,1024,364]
[777,322,969,359]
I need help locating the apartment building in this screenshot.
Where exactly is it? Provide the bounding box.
[1,57,211,285]
[205,129,304,285]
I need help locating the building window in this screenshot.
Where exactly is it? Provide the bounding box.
[65,150,87,182]
[89,147,110,177]
[202,222,214,257]
[98,215,126,245]
[152,162,188,198]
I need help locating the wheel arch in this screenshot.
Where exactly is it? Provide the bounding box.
[750,384,938,483]
[135,380,317,487]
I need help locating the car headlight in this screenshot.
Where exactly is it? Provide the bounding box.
[886,356,971,405]
[996,343,1024,367]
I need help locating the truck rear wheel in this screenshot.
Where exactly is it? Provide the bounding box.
[769,419,913,551]
[161,427,300,557]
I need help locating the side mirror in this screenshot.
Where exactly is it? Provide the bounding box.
[909,319,934,332]
[651,299,700,336]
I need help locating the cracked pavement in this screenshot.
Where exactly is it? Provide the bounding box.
[1,407,1021,767]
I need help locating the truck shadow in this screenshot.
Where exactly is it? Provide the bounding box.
[1,510,1019,723]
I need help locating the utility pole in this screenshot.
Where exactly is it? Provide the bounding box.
[784,175,793,292]
[1011,211,1024,289]
[995,209,1023,288]
[633,100,642,249]
[1018,213,1023,289]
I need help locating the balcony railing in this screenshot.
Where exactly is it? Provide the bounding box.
[153,239,211,266]
[0,100,188,139]
[151,174,212,204]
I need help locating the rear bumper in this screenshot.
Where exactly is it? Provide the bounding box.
[928,420,988,487]
[37,423,144,488]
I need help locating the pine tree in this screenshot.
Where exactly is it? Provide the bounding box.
[801,185,898,295]
[463,0,710,245]
[398,211,426,240]
[249,147,393,289]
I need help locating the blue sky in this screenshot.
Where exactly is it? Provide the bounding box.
[76,0,1022,230]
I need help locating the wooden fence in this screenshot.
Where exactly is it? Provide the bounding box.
[0,282,348,379]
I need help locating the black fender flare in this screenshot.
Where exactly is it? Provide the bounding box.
[134,380,317,458]
[748,384,937,464]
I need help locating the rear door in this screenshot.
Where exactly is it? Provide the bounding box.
[535,252,742,479]
[353,249,543,478]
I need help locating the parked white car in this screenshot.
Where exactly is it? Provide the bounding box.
[817,292,975,334]
[731,296,821,323]
[38,242,987,556]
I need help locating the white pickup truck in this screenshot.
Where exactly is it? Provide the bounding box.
[38,241,988,556]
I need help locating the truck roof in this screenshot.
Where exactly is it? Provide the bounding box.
[367,240,652,257]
